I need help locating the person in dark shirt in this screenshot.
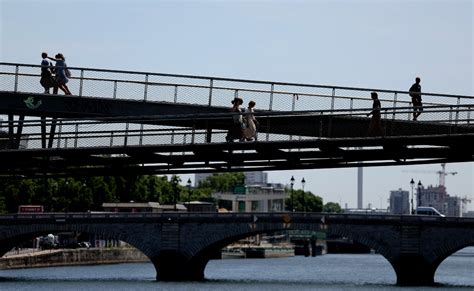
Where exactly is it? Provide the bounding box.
[40,52,56,94]
[409,77,422,121]
[226,97,244,142]
[367,91,383,136]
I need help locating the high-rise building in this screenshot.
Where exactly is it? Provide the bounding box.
[417,185,468,217]
[389,189,409,214]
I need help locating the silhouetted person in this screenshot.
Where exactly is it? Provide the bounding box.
[367,92,383,136]
[48,53,72,95]
[39,52,56,94]
[409,77,422,121]
[226,97,244,142]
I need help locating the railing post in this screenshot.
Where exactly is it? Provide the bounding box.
[331,88,335,110]
[124,122,129,146]
[350,98,354,110]
[74,123,79,148]
[139,124,144,146]
[392,92,398,121]
[57,120,62,148]
[113,81,117,99]
[14,65,19,92]
[110,132,114,147]
[79,69,84,97]
[269,83,274,111]
[174,85,178,103]
[208,79,214,106]
[144,73,149,101]
[455,97,460,124]
[468,106,471,125]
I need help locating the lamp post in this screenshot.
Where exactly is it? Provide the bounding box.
[171,175,179,211]
[410,178,415,214]
[417,180,422,208]
[187,178,192,209]
[301,177,306,213]
[290,176,295,212]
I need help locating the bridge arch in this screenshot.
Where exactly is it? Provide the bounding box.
[0,223,154,264]
[2,213,473,285]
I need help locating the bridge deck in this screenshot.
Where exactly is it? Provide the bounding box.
[0,63,473,177]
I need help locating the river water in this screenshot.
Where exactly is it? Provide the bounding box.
[0,248,473,290]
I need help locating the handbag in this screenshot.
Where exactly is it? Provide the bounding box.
[64,63,72,78]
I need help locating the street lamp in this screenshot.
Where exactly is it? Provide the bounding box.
[187,178,192,208]
[301,177,306,213]
[290,176,295,212]
[417,180,422,208]
[171,175,179,211]
[410,178,415,214]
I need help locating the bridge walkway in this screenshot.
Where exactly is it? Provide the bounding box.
[0,63,473,177]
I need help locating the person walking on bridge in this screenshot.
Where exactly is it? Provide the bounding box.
[39,52,56,94]
[409,77,422,121]
[226,97,244,142]
[367,92,383,136]
[243,100,258,141]
[48,53,72,95]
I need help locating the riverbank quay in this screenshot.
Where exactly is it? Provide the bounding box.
[1,245,296,270]
[0,247,148,270]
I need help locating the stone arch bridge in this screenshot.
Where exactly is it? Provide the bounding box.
[1,212,473,286]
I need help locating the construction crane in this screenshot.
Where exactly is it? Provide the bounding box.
[402,163,457,187]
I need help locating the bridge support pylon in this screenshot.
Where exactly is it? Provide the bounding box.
[152,251,210,281]
[392,255,436,286]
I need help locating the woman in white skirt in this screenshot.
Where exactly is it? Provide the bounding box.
[243,101,258,141]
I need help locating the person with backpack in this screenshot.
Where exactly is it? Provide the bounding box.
[48,53,72,95]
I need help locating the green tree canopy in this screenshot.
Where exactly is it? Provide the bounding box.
[323,202,343,213]
[286,189,323,212]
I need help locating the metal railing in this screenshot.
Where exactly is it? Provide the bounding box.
[1,62,473,153]
[1,62,473,114]
[1,104,472,151]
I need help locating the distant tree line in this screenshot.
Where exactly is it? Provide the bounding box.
[0,173,341,214]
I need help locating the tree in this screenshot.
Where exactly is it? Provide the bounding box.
[323,202,343,213]
[286,189,323,212]
[198,173,245,192]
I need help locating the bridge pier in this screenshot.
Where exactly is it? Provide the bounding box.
[152,251,210,281]
[392,255,436,286]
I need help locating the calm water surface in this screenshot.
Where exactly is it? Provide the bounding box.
[0,248,473,291]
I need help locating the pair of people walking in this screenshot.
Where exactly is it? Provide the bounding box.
[40,52,72,95]
[367,77,423,136]
[226,97,258,142]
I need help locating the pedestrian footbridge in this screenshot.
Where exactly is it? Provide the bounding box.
[1,63,473,177]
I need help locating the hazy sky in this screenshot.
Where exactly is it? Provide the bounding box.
[1,0,473,210]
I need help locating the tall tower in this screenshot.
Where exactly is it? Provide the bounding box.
[357,167,363,209]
